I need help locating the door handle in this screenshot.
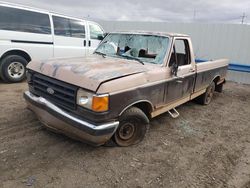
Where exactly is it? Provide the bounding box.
[83,40,86,47]
[176,80,183,83]
[88,40,91,47]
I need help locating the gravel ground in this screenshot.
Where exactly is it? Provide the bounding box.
[0,81,250,188]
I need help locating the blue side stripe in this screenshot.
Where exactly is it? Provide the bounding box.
[195,59,250,73]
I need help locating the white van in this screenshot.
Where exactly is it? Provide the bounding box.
[0,2,105,83]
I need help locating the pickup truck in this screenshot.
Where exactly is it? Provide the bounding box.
[24,31,228,146]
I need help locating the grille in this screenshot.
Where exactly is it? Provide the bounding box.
[31,73,78,110]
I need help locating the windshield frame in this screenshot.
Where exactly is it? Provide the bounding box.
[94,32,172,66]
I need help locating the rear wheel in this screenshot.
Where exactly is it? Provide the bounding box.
[113,107,149,147]
[215,83,223,93]
[0,55,28,83]
[196,82,215,105]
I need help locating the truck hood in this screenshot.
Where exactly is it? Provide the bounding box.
[27,55,150,92]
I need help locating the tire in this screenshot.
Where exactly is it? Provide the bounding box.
[113,107,149,147]
[196,82,215,105]
[215,83,223,93]
[0,55,28,83]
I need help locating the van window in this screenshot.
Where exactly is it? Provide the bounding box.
[89,23,104,40]
[69,19,85,38]
[53,16,85,38]
[0,6,51,34]
[53,16,71,37]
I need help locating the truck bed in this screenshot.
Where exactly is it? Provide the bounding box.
[194,59,229,92]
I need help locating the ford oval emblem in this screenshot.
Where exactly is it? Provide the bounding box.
[47,87,54,95]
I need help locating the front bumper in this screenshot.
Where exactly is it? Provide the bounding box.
[23,91,119,146]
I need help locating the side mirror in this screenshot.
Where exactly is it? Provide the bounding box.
[171,62,179,76]
[97,33,108,40]
[103,32,108,37]
[97,34,104,40]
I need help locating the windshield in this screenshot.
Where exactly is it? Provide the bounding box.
[95,33,169,65]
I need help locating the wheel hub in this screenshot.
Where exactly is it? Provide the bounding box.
[13,67,20,73]
[7,62,24,79]
[118,123,135,140]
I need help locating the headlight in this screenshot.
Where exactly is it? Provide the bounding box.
[77,89,109,112]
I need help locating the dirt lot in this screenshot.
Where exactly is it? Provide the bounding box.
[0,81,250,188]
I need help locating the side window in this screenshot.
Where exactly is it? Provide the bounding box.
[69,19,85,38]
[175,40,186,54]
[0,6,51,34]
[89,23,104,40]
[53,16,71,37]
[169,39,190,67]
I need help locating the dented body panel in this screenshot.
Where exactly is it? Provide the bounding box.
[24,31,229,145]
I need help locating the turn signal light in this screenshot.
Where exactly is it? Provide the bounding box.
[92,95,109,112]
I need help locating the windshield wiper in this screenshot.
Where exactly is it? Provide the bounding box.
[94,51,106,58]
[119,54,144,65]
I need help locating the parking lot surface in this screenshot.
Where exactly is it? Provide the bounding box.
[0,81,250,188]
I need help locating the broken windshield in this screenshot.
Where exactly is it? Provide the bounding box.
[95,33,169,65]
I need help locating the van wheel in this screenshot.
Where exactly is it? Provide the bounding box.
[0,55,28,83]
[197,82,215,105]
[113,107,149,147]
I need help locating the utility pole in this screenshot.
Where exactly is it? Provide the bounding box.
[240,12,247,24]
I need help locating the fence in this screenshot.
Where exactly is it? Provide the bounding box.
[98,21,250,84]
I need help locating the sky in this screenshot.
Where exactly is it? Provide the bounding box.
[4,0,250,24]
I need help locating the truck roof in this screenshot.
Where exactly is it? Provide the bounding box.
[110,31,189,37]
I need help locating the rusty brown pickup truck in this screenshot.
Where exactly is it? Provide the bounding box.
[24,31,228,146]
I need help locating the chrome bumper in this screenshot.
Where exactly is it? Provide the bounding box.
[23,91,119,146]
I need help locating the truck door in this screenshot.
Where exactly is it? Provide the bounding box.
[52,15,87,58]
[164,38,196,104]
[87,22,105,55]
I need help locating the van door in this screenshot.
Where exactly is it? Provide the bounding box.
[87,22,105,55]
[52,15,87,58]
[0,5,53,60]
[165,38,196,104]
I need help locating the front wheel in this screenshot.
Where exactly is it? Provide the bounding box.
[113,107,149,147]
[0,55,28,83]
